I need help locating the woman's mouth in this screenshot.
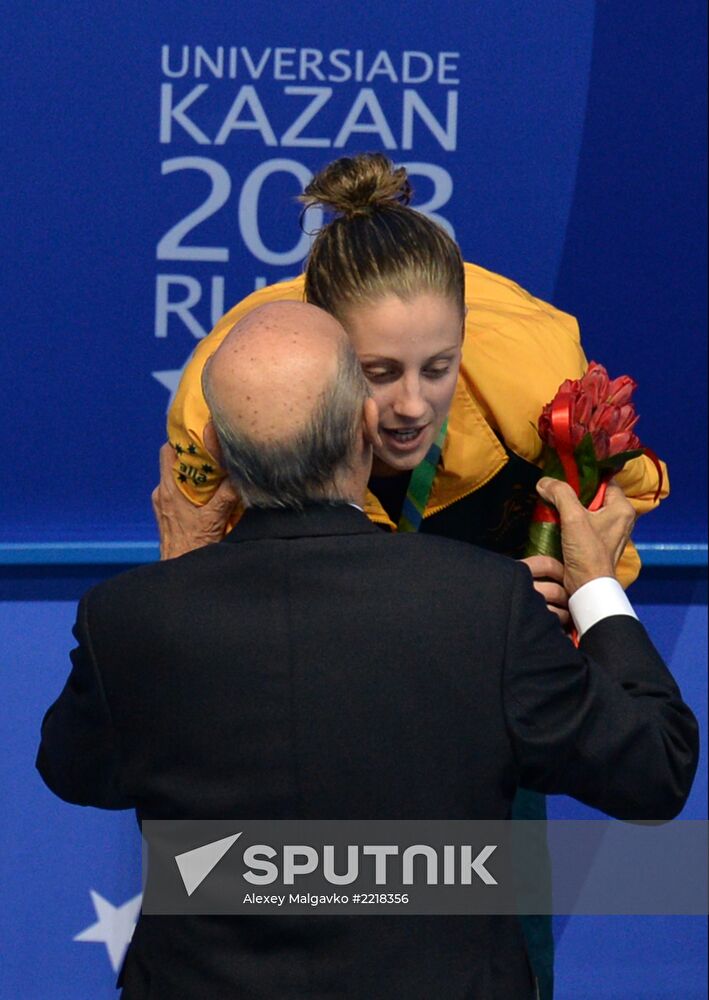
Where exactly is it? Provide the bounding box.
[382,426,428,451]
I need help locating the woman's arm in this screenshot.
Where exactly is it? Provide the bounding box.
[460,262,668,588]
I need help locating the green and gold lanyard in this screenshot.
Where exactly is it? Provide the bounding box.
[397,419,448,533]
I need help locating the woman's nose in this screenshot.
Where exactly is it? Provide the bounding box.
[392,378,428,420]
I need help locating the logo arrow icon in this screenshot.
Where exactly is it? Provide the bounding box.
[175,832,242,896]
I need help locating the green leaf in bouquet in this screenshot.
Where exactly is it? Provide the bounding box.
[597,448,644,474]
[528,420,542,444]
[540,446,565,481]
[525,520,562,562]
[573,433,601,506]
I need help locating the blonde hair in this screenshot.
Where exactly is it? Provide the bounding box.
[301,153,465,320]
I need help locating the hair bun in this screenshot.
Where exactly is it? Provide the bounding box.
[300,153,411,218]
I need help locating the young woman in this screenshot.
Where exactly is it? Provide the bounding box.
[166,153,665,595]
[160,153,667,999]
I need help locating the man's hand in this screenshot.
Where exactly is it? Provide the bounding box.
[151,443,239,560]
[535,478,637,596]
[519,554,570,628]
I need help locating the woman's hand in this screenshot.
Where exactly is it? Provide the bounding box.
[152,443,238,560]
[519,554,570,629]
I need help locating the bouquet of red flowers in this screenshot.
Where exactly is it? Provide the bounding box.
[526,362,660,561]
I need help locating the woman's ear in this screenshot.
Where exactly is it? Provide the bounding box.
[202,420,224,466]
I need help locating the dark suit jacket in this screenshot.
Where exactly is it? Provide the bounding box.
[36,504,698,999]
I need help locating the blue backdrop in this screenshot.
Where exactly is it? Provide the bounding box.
[2,2,706,998]
[2,0,705,544]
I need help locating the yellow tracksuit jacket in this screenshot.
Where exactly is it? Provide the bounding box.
[167,262,668,586]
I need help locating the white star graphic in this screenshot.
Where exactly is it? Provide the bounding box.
[74,889,143,972]
[152,360,189,412]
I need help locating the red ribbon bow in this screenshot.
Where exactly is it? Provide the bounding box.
[536,393,664,516]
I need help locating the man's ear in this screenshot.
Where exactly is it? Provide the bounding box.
[202,420,224,466]
[362,397,382,450]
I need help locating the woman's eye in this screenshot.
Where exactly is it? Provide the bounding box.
[363,368,397,382]
[424,366,450,379]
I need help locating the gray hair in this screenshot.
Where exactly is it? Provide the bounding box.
[202,337,369,509]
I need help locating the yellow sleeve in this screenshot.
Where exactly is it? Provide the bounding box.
[615,540,641,589]
[460,262,669,587]
[166,276,306,506]
[613,453,670,587]
[460,262,588,460]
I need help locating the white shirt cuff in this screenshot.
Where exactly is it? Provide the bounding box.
[568,577,639,638]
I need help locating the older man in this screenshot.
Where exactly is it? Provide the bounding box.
[37,302,697,999]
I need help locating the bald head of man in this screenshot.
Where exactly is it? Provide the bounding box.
[201,301,379,509]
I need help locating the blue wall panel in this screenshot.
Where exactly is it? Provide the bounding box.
[2,1,704,544]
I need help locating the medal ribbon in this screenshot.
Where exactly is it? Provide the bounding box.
[397,419,448,533]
